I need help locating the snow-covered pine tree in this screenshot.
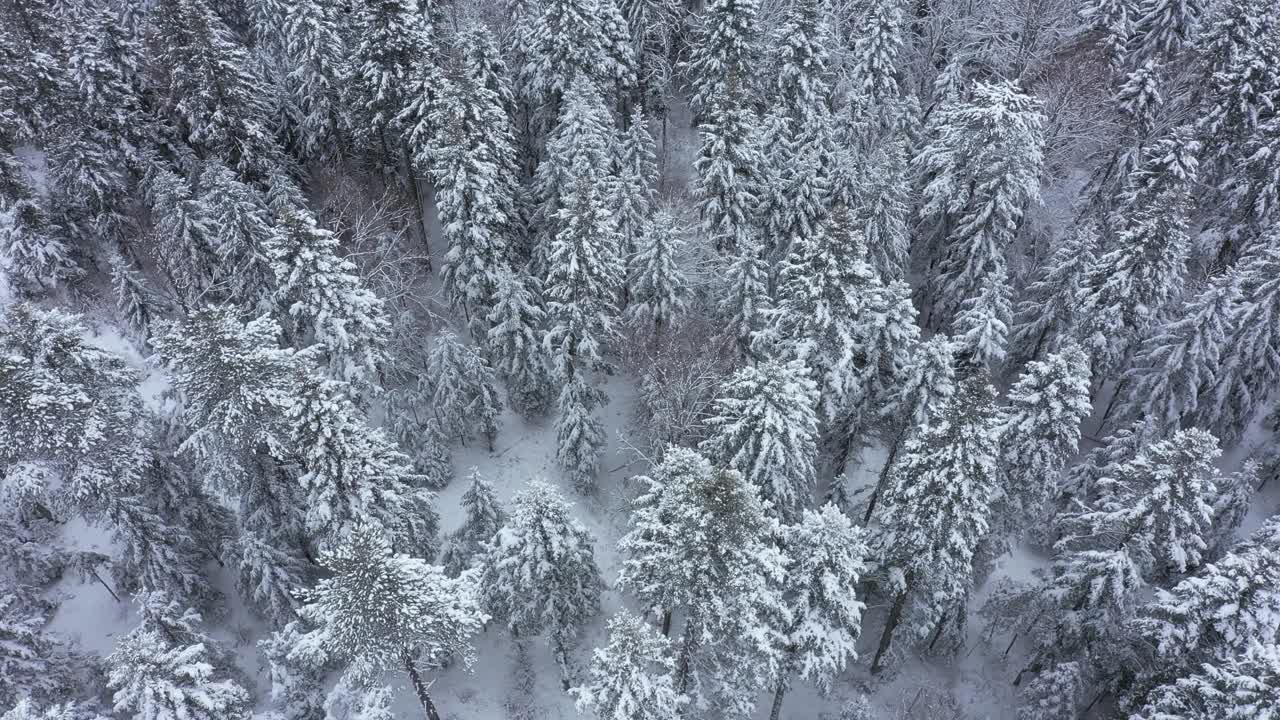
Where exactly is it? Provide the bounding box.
[1132,641,1280,720]
[625,209,688,344]
[871,374,1001,673]
[616,448,787,715]
[572,611,685,720]
[265,207,389,382]
[426,331,502,450]
[147,0,276,179]
[1133,516,1280,677]
[915,80,1044,331]
[531,75,615,262]
[486,268,554,418]
[107,592,251,720]
[953,264,1013,372]
[1194,239,1280,444]
[1081,0,1136,69]
[864,336,957,523]
[997,344,1092,534]
[195,162,275,305]
[1077,128,1199,377]
[430,26,522,339]
[716,238,772,361]
[1125,0,1206,64]
[1017,661,1083,720]
[260,621,327,720]
[291,526,487,720]
[849,0,907,116]
[281,0,349,160]
[756,108,830,269]
[769,504,867,720]
[0,197,75,290]
[349,0,432,155]
[439,469,505,577]
[700,359,819,522]
[615,108,658,272]
[692,85,765,254]
[0,591,77,710]
[481,480,602,688]
[1010,222,1099,363]
[855,137,911,280]
[1112,268,1236,432]
[143,167,219,301]
[684,0,762,117]
[522,0,636,122]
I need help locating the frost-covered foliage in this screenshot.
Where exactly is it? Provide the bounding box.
[426,331,502,449]
[481,481,602,684]
[573,611,685,720]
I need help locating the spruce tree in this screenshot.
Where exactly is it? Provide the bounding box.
[625,209,689,344]
[769,504,867,720]
[481,481,602,687]
[439,469,505,577]
[291,526,487,720]
[692,87,764,254]
[1017,661,1082,720]
[997,344,1092,533]
[107,593,251,720]
[265,207,389,382]
[1132,641,1280,720]
[0,199,75,290]
[616,448,787,714]
[281,0,349,159]
[916,80,1044,331]
[486,268,554,418]
[716,239,771,361]
[615,108,659,268]
[523,0,635,119]
[425,331,503,450]
[572,611,685,720]
[1010,222,1099,363]
[350,0,432,151]
[685,0,762,116]
[871,375,1001,673]
[700,360,820,522]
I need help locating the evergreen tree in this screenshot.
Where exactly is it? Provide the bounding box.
[953,266,1013,371]
[144,167,219,301]
[107,593,251,720]
[0,592,76,710]
[692,87,764,254]
[1077,128,1199,376]
[1010,222,1099,363]
[625,209,688,343]
[997,345,1092,533]
[481,480,602,687]
[0,700,90,720]
[616,448,787,715]
[486,268,553,418]
[850,0,907,113]
[1132,641,1280,720]
[871,375,1001,673]
[439,469,505,577]
[572,611,685,720]
[291,526,487,720]
[523,0,635,118]
[856,137,911,280]
[431,30,522,338]
[757,109,830,269]
[265,207,389,382]
[1017,661,1082,720]
[615,108,659,267]
[350,0,432,149]
[769,504,867,720]
[916,81,1044,330]
[716,239,771,361]
[281,0,349,159]
[195,162,276,304]
[1126,0,1206,63]
[700,360,819,522]
[0,198,75,289]
[864,336,957,523]
[685,0,762,116]
[425,331,502,450]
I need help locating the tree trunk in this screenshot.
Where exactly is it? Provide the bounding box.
[871,579,912,674]
[661,608,673,637]
[927,608,951,651]
[1097,378,1128,433]
[768,679,788,720]
[675,616,698,696]
[864,432,904,523]
[403,652,443,720]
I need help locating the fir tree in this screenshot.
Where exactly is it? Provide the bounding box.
[692,87,764,254]
[1132,641,1280,720]
[292,526,487,720]
[572,611,685,720]
[850,0,907,113]
[684,0,762,116]
[281,0,349,159]
[716,239,771,361]
[1010,222,1099,363]
[523,0,635,118]
[0,199,75,289]
[425,331,502,450]
[871,375,1001,673]
[625,209,689,343]
[481,480,602,687]
[107,593,251,720]
[1017,661,1082,720]
[265,208,389,382]
[864,336,957,523]
[997,344,1092,533]
[555,374,609,494]
[953,265,1013,372]
[439,469,505,577]
[350,0,432,148]
[700,359,820,522]
[615,108,659,268]
[769,504,867,720]
[856,137,911,280]
[486,268,554,418]
[1126,0,1206,63]
[616,448,787,714]
[916,80,1045,330]
[195,162,275,304]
